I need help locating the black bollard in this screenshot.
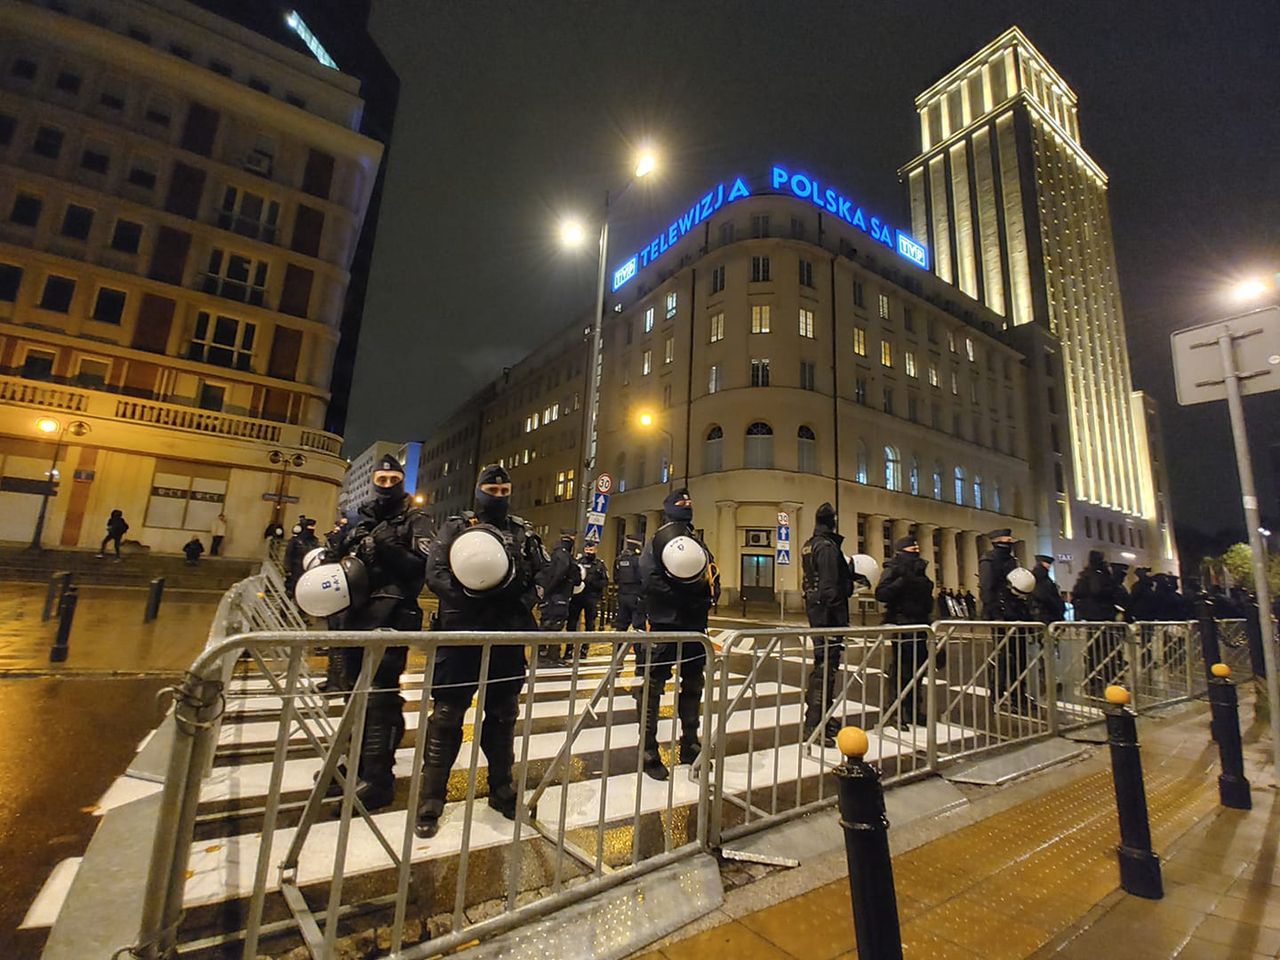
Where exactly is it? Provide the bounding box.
[144,577,165,623]
[1208,664,1252,809]
[833,727,904,960]
[1104,685,1163,899]
[49,585,78,663]
[42,570,72,622]
[741,591,748,619]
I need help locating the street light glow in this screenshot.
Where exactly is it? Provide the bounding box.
[1231,277,1270,302]
[634,149,657,179]
[36,417,59,434]
[637,412,654,428]
[559,218,587,249]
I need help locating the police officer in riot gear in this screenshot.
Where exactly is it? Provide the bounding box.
[416,464,546,839]
[284,515,319,599]
[638,487,718,781]
[1029,555,1066,624]
[875,535,935,726]
[329,455,433,810]
[536,530,580,664]
[800,503,854,746]
[613,535,646,631]
[564,543,608,660]
[979,529,1034,708]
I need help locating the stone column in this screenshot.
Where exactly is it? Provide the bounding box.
[716,500,738,599]
[890,518,912,552]
[916,522,938,573]
[866,514,888,564]
[940,527,960,591]
[646,510,664,542]
[959,530,980,594]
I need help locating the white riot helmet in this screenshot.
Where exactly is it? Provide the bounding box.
[661,535,709,583]
[295,556,368,617]
[848,554,881,591]
[572,562,588,595]
[302,546,327,572]
[1007,567,1036,596]
[449,525,514,596]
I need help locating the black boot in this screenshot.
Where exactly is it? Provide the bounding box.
[415,700,465,839]
[802,668,836,747]
[480,697,521,821]
[639,682,669,781]
[677,688,702,765]
[351,714,398,812]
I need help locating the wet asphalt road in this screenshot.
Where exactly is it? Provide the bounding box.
[0,675,171,958]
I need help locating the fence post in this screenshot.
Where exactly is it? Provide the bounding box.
[925,629,938,771]
[1044,624,1059,736]
[1124,625,1143,715]
[1103,685,1163,899]
[833,726,904,960]
[49,585,78,662]
[144,577,165,623]
[43,570,72,622]
[1208,663,1252,810]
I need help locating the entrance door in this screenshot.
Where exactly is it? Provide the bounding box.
[740,554,775,603]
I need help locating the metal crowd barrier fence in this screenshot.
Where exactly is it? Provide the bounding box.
[129,626,712,960]
[1216,618,1253,679]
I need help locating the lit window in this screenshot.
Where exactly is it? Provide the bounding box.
[884,446,901,491]
[665,291,677,319]
[880,340,893,367]
[709,311,725,343]
[933,464,943,499]
[708,364,721,394]
[642,350,652,375]
[954,466,966,504]
[973,475,983,509]
[664,335,674,364]
[855,442,868,484]
[947,330,957,353]
[853,326,867,356]
[854,376,867,405]
[928,363,939,387]
[752,304,771,333]
[965,337,975,362]
[644,306,655,332]
[951,371,959,395]
[532,412,540,429]
[909,457,920,495]
[799,308,815,338]
[878,293,890,320]
[905,351,917,378]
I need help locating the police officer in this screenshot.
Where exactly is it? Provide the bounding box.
[332,455,434,810]
[564,543,608,661]
[800,502,854,746]
[1110,562,1133,622]
[979,529,1034,708]
[327,515,352,554]
[638,487,718,780]
[875,535,935,727]
[613,535,646,632]
[284,515,319,599]
[1029,555,1066,624]
[416,464,546,839]
[536,529,580,664]
[1072,549,1122,692]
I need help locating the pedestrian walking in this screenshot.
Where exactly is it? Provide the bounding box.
[875,534,935,727]
[210,513,228,556]
[96,509,129,560]
[183,535,205,566]
[800,502,854,746]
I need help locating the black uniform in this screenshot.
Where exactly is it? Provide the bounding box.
[978,531,1032,707]
[415,464,546,839]
[565,550,609,659]
[800,503,854,744]
[536,535,580,661]
[613,539,646,631]
[875,539,935,725]
[283,518,319,599]
[638,488,718,780]
[333,460,434,809]
[1072,550,1124,690]
[1029,559,1066,624]
[1129,569,1156,622]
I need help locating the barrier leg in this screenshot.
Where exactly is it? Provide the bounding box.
[833,726,904,960]
[43,570,71,622]
[144,577,165,623]
[1208,664,1252,809]
[1103,685,1163,899]
[49,586,77,662]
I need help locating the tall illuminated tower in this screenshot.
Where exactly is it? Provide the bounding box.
[901,27,1175,570]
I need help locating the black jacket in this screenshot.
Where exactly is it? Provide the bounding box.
[613,548,643,594]
[1072,562,1118,622]
[426,512,544,629]
[1029,565,1066,624]
[536,541,580,610]
[345,495,434,602]
[979,546,1028,621]
[640,521,716,630]
[875,552,935,625]
[801,524,853,627]
[284,529,319,587]
[577,555,609,602]
[1129,574,1157,621]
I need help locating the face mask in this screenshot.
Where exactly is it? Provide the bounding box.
[475,488,509,524]
[666,501,693,523]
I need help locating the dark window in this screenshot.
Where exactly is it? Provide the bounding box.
[798,259,814,288]
[0,263,22,301]
[144,102,171,127]
[279,264,313,317]
[127,163,157,190]
[32,126,63,159]
[285,93,306,108]
[10,193,42,227]
[168,44,192,60]
[80,148,110,173]
[110,219,143,253]
[267,325,302,379]
[22,350,55,380]
[799,360,816,391]
[131,293,174,353]
[179,103,219,156]
[188,311,254,370]
[209,60,232,77]
[91,287,126,324]
[290,205,324,257]
[853,280,865,308]
[60,204,94,240]
[301,149,334,199]
[0,113,14,145]
[10,58,37,80]
[39,275,76,312]
[248,77,270,94]
[750,255,770,282]
[164,162,206,218]
[55,71,81,94]
[198,382,225,411]
[99,89,125,110]
[128,27,152,44]
[147,226,191,285]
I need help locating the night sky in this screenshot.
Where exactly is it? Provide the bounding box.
[348,1,1280,545]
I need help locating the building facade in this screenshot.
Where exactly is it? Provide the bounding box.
[900,27,1175,571]
[0,0,385,556]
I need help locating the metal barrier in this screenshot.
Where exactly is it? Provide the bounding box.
[1217,618,1253,679]
[129,626,712,960]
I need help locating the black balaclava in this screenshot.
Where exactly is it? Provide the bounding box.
[625,536,642,552]
[816,502,836,531]
[1088,549,1106,569]
[663,487,693,524]
[474,464,511,524]
[373,454,405,511]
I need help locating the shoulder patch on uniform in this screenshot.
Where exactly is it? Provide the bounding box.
[415,536,431,556]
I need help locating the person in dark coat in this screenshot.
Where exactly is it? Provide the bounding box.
[535,530,579,664]
[1073,550,1124,691]
[1029,555,1066,624]
[415,464,545,838]
[564,543,609,660]
[1151,574,1189,620]
[613,535,646,631]
[283,516,319,599]
[978,529,1028,621]
[1110,563,1133,622]
[962,590,978,619]
[1129,568,1156,622]
[936,588,953,621]
[800,502,854,745]
[183,535,205,566]
[637,487,718,780]
[875,535,935,726]
[97,509,129,560]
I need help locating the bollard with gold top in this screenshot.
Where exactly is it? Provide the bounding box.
[833,726,904,960]
[1104,684,1163,899]
[1208,664,1252,809]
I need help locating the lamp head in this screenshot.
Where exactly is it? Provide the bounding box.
[634,149,657,179]
[637,412,654,428]
[559,218,587,249]
[36,417,59,435]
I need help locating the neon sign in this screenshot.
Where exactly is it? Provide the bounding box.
[285,10,338,70]
[610,164,928,291]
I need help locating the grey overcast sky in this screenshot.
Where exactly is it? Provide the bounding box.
[347,0,1280,541]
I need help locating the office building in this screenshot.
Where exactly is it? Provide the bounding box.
[338,438,421,518]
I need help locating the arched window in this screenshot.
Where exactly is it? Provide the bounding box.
[884,445,901,491]
[797,425,817,473]
[973,474,984,510]
[954,466,966,505]
[855,440,869,484]
[616,453,627,493]
[909,456,920,496]
[993,482,1002,514]
[744,421,774,469]
[703,425,724,473]
[932,463,943,500]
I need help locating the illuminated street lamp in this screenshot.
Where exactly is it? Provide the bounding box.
[636,410,675,491]
[560,146,661,540]
[267,449,308,517]
[1230,277,1271,303]
[29,416,91,550]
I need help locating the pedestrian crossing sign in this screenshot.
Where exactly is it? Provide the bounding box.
[584,522,604,543]
[777,545,791,565]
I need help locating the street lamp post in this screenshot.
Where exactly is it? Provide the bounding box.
[29,417,91,551]
[637,411,675,491]
[268,449,307,517]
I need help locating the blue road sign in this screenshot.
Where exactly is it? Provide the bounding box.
[777,524,790,543]
[592,492,611,513]
[776,546,791,566]
[584,522,604,543]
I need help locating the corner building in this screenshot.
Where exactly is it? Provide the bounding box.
[0,0,385,555]
[900,27,1176,572]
